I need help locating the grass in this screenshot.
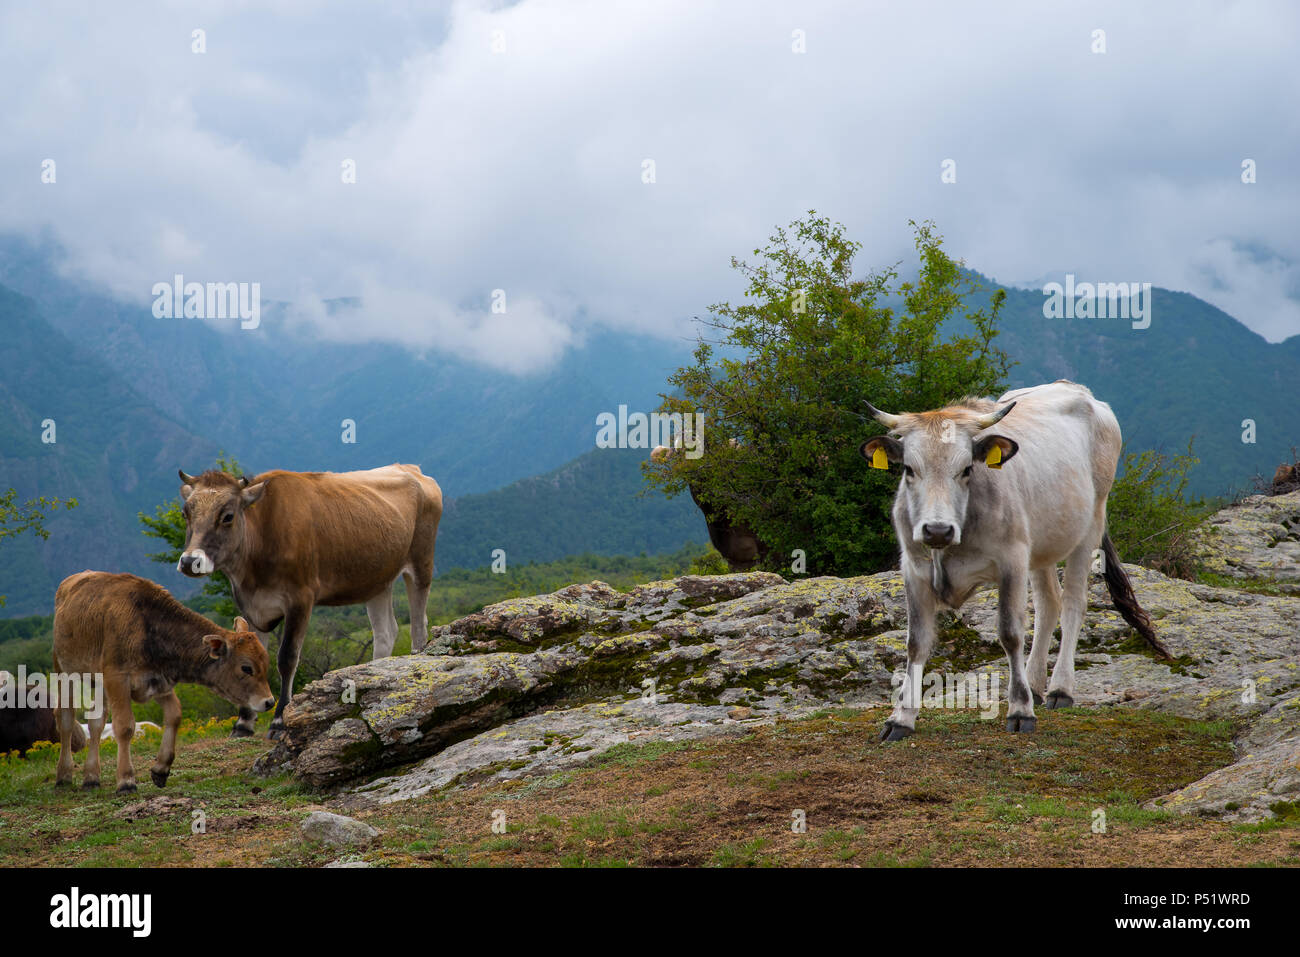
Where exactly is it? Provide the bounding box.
[2,704,1297,868]
[1195,571,1293,598]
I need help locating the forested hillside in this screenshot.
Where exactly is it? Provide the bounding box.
[2,237,1297,614]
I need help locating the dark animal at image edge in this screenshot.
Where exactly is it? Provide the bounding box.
[0,671,87,756]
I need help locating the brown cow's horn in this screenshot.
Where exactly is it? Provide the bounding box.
[863,401,902,429]
[974,401,1016,429]
[178,469,198,484]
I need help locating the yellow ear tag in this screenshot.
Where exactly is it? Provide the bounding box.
[985,445,1002,469]
[871,447,889,470]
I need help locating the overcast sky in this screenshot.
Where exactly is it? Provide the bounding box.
[3,0,1298,372]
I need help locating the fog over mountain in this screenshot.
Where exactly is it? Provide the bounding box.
[1,0,1298,376]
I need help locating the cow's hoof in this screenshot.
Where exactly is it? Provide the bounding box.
[81,779,100,790]
[1005,716,1037,733]
[116,782,138,794]
[879,720,914,742]
[55,778,73,788]
[150,769,169,788]
[267,725,287,741]
[1044,691,1074,710]
[230,724,255,738]
[1031,690,1044,706]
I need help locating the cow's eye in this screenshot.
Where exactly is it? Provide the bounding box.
[902,465,915,478]
[961,465,973,478]
[241,664,253,676]
[220,512,234,525]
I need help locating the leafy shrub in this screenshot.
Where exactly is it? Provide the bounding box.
[644,212,1011,577]
[1107,439,1218,579]
[687,547,732,576]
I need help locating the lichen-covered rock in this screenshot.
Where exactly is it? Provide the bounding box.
[300,810,379,847]
[346,697,782,807]
[262,502,1300,819]
[1190,489,1300,594]
[256,651,581,786]
[1149,735,1300,821]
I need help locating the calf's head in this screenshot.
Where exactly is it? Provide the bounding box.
[176,469,265,577]
[204,617,275,713]
[860,400,1019,549]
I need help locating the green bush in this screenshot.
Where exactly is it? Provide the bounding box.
[1107,439,1218,579]
[644,212,1011,577]
[687,547,732,576]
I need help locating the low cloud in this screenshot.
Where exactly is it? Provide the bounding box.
[2,0,1297,373]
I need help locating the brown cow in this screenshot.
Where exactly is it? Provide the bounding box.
[651,444,767,571]
[0,670,87,756]
[52,572,274,792]
[175,464,442,737]
[1272,462,1298,493]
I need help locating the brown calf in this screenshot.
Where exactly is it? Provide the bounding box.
[52,572,273,793]
[650,445,768,571]
[175,464,442,737]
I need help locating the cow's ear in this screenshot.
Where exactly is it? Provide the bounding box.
[204,635,228,659]
[233,616,250,633]
[973,435,1019,470]
[860,436,903,470]
[240,481,266,506]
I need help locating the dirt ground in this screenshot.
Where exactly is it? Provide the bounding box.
[3,706,1298,867]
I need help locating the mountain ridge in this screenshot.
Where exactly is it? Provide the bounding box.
[2,239,1296,614]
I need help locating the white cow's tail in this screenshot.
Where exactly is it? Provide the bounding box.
[1100,531,1170,659]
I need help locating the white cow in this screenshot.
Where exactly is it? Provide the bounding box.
[860,380,1167,740]
[80,721,162,741]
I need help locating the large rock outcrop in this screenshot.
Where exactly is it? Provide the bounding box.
[258,496,1300,821]
[1191,489,1300,595]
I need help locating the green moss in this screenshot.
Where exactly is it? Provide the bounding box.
[929,617,1001,671]
[1194,571,1291,597]
[1112,630,1202,676]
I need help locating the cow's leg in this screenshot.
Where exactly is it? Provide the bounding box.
[999,563,1036,732]
[53,653,75,786]
[149,691,183,788]
[55,705,79,785]
[232,707,255,737]
[54,670,79,787]
[82,679,109,788]
[1046,541,1093,709]
[404,571,431,654]
[1026,566,1061,705]
[106,680,138,793]
[233,626,275,737]
[268,604,312,739]
[881,575,937,742]
[366,584,399,659]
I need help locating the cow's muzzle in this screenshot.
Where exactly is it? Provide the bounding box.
[921,523,956,548]
[177,549,215,577]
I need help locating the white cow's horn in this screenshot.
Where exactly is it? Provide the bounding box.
[863,401,902,429]
[974,401,1016,428]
